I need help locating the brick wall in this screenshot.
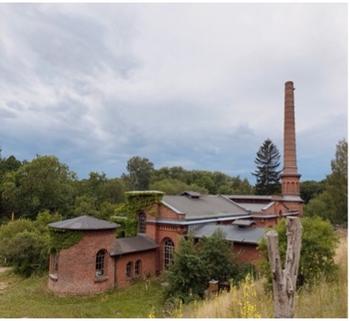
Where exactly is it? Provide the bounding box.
[115,250,157,288]
[233,242,262,263]
[48,229,116,295]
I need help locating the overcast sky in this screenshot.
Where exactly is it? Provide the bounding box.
[0,3,347,182]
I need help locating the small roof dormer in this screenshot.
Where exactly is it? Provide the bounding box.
[232,219,256,228]
[181,191,201,199]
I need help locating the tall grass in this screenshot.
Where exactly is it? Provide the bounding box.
[185,230,347,318]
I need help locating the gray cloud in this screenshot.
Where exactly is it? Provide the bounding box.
[0,3,347,181]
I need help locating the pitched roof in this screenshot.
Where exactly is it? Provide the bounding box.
[282,195,304,202]
[110,235,158,256]
[162,194,248,220]
[48,215,118,231]
[190,223,266,244]
[235,202,275,212]
[227,195,274,201]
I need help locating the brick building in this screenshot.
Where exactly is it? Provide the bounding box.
[48,81,303,295]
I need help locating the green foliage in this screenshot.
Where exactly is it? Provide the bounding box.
[117,191,164,236]
[300,180,325,204]
[0,153,22,181]
[305,139,347,225]
[34,210,62,234]
[150,178,208,195]
[0,218,48,276]
[76,172,125,205]
[0,155,76,219]
[151,166,253,195]
[166,232,248,302]
[49,229,83,254]
[199,230,237,283]
[0,273,165,317]
[166,238,208,301]
[73,195,99,217]
[252,139,281,195]
[1,231,49,277]
[125,156,154,190]
[0,211,70,277]
[259,217,339,287]
[0,218,36,246]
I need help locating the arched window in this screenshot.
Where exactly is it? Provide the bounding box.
[126,261,133,278]
[135,259,142,276]
[163,238,174,269]
[96,249,106,277]
[50,253,59,274]
[138,212,146,233]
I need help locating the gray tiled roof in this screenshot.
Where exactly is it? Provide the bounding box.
[162,195,248,220]
[190,223,266,244]
[227,195,274,201]
[48,215,118,230]
[110,235,158,256]
[236,202,274,212]
[282,195,303,202]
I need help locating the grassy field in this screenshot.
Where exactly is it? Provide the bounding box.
[0,230,347,318]
[0,272,164,318]
[185,229,348,318]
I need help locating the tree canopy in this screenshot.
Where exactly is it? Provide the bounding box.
[305,139,347,225]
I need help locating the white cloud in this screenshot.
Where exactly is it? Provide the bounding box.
[0,3,347,180]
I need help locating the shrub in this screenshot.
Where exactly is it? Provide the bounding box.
[0,210,68,276]
[166,238,208,301]
[2,230,49,276]
[199,229,237,283]
[166,232,251,302]
[259,216,339,287]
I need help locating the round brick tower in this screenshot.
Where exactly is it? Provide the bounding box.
[48,215,118,295]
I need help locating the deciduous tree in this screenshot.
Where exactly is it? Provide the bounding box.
[125,156,154,190]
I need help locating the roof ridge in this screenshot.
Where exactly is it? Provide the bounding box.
[219,194,250,213]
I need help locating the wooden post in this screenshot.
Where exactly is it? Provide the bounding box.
[266,217,302,318]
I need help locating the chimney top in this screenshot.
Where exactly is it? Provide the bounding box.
[285,81,294,88]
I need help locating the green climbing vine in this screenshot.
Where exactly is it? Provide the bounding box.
[49,229,83,253]
[111,191,164,237]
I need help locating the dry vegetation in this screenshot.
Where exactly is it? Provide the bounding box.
[185,229,347,318]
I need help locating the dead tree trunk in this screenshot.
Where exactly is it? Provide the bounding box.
[266,217,302,318]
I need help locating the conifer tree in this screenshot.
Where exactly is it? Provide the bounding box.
[252,139,281,195]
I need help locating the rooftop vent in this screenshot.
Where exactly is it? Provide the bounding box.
[181,191,201,199]
[232,219,256,228]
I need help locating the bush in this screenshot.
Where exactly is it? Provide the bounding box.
[2,230,49,276]
[166,232,251,302]
[0,211,66,276]
[166,238,208,301]
[199,230,237,283]
[259,216,339,287]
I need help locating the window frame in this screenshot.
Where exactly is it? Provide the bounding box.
[138,212,146,233]
[135,259,142,277]
[95,249,106,277]
[126,261,133,278]
[163,238,174,270]
[50,253,59,275]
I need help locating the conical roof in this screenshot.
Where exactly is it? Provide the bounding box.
[48,215,118,231]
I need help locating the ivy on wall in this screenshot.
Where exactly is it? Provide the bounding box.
[112,191,164,237]
[49,229,83,253]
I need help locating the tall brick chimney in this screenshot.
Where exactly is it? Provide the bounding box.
[281,81,301,196]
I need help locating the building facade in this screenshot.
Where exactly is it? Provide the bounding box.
[48,81,303,295]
